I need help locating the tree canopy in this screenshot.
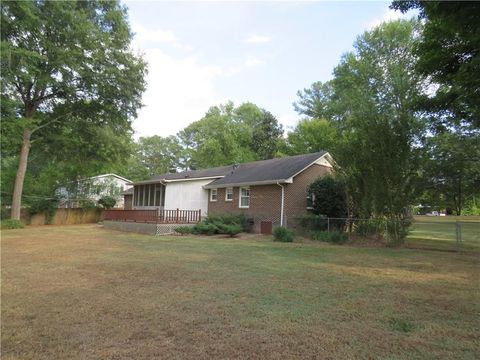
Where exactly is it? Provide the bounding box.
[1,0,147,218]
[391,1,480,129]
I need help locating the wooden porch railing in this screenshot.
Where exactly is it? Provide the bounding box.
[104,209,202,224]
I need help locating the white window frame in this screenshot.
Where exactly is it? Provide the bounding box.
[306,192,315,209]
[239,187,250,208]
[210,189,218,202]
[225,187,233,202]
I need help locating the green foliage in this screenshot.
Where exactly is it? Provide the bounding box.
[273,227,295,242]
[295,213,328,231]
[1,0,147,216]
[462,199,480,216]
[174,226,193,235]
[385,217,412,247]
[311,231,348,244]
[1,206,10,220]
[178,102,283,170]
[134,135,182,177]
[29,196,59,225]
[308,176,347,218]
[422,132,480,215]
[192,213,248,236]
[192,223,218,235]
[203,213,249,232]
[286,118,338,155]
[98,196,117,210]
[1,219,24,229]
[295,20,424,231]
[217,224,243,237]
[354,219,385,238]
[391,1,480,129]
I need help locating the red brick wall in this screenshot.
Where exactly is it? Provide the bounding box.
[207,185,282,232]
[284,164,332,228]
[207,163,332,232]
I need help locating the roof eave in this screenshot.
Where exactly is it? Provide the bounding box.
[203,179,290,189]
[131,175,224,186]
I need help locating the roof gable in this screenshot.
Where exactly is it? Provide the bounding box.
[133,151,332,187]
[205,151,329,188]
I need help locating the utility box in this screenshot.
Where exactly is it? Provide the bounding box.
[260,221,273,235]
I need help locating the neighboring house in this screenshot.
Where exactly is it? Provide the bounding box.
[58,174,132,209]
[129,152,334,232]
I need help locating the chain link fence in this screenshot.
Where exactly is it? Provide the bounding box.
[293,215,480,251]
[408,219,480,251]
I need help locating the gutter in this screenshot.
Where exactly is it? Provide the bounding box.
[204,178,292,190]
[276,182,285,227]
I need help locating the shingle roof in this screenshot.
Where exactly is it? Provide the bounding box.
[205,151,327,188]
[122,187,134,195]
[132,151,329,187]
[132,165,235,184]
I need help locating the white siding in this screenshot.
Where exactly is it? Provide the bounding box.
[163,179,212,215]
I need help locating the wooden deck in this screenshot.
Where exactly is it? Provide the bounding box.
[104,209,201,224]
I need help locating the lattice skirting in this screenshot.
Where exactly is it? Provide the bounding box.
[155,223,195,236]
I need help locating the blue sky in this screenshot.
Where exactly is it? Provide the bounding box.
[125,1,412,138]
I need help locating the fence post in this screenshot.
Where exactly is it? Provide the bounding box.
[455,221,462,251]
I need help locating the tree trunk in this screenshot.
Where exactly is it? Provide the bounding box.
[10,128,32,220]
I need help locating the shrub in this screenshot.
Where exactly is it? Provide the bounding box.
[273,226,295,242]
[385,217,412,247]
[193,223,218,235]
[355,219,385,237]
[217,224,243,237]
[1,206,11,220]
[98,196,117,209]
[311,231,348,244]
[204,213,249,231]
[1,219,25,229]
[174,226,193,235]
[307,176,347,218]
[329,231,349,244]
[29,196,59,224]
[296,213,328,231]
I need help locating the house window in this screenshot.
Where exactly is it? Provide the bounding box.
[134,184,164,207]
[225,188,233,201]
[210,189,218,202]
[239,187,250,208]
[306,191,315,209]
[155,184,161,206]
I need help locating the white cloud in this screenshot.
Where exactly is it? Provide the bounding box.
[244,34,271,44]
[278,111,298,131]
[133,48,226,138]
[366,9,406,29]
[132,22,177,44]
[245,55,265,67]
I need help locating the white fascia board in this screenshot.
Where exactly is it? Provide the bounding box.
[88,173,132,183]
[132,175,224,186]
[204,179,290,189]
[163,176,224,183]
[289,152,334,180]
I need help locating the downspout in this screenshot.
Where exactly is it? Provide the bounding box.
[277,182,285,227]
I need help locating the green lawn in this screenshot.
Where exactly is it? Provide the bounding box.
[2,225,479,359]
[408,216,480,251]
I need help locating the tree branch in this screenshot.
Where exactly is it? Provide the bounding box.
[30,111,73,136]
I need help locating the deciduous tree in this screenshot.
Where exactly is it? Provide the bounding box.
[1,1,146,219]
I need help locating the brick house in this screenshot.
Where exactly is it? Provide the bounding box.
[127,151,333,232]
[204,151,333,232]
